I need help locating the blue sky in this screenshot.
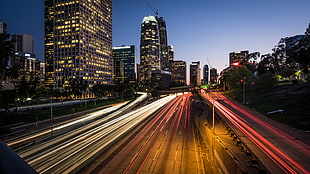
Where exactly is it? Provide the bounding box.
[0,0,309,73]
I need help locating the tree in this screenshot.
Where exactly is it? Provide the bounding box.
[68,77,88,98]
[286,35,310,73]
[254,74,276,94]
[0,32,13,85]
[223,66,254,90]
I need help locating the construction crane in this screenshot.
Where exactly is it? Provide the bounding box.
[147,3,158,16]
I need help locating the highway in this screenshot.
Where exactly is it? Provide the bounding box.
[16,93,176,173]
[6,92,148,149]
[200,90,310,174]
[90,92,206,174]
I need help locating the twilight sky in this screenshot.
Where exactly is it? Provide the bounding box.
[0,0,309,73]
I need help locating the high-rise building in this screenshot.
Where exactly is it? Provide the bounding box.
[12,33,34,54]
[45,0,112,94]
[210,68,218,84]
[171,60,186,86]
[203,64,209,85]
[229,51,249,66]
[190,61,201,86]
[168,45,174,62]
[140,16,160,86]
[157,17,169,71]
[140,15,170,88]
[112,45,136,84]
[11,34,41,89]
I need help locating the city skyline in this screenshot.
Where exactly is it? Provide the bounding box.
[0,0,309,73]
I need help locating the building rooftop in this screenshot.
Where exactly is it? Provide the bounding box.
[142,16,157,23]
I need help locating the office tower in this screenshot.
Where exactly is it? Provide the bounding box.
[190,61,201,86]
[140,15,160,86]
[45,0,112,94]
[11,34,41,89]
[203,64,209,85]
[112,45,136,84]
[210,68,218,84]
[229,51,249,66]
[168,45,174,62]
[171,60,186,86]
[12,33,34,54]
[156,17,169,71]
[140,15,171,88]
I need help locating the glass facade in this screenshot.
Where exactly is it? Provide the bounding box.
[112,45,136,84]
[190,61,201,86]
[171,60,186,86]
[140,16,160,85]
[44,0,112,91]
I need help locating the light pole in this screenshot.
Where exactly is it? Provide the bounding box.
[242,77,246,104]
[50,96,54,136]
[212,97,215,162]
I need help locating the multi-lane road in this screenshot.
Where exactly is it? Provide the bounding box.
[90,92,205,174]
[11,93,180,173]
[3,90,309,173]
[200,89,310,174]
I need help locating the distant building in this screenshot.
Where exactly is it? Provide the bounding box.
[210,68,218,84]
[229,51,249,66]
[190,61,201,86]
[0,20,6,34]
[168,45,174,62]
[12,33,34,54]
[45,0,113,95]
[203,64,209,85]
[171,60,186,86]
[10,34,42,89]
[112,45,136,84]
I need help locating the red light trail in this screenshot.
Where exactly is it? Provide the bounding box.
[200,90,309,174]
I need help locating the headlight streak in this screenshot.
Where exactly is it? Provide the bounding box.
[23,94,176,173]
[9,93,148,148]
[122,93,192,174]
[200,90,309,174]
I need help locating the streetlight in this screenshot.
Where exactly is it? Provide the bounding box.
[50,96,54,136]
[241,77,246,104]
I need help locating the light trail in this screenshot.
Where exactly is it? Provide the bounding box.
[200,90,309,174]
[21,94,176,173]
[8,92,148,147]
[100,93,193,174]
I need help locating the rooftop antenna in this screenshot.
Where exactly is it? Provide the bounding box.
[147,3,158,16]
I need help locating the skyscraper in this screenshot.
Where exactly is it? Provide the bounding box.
[45,0,112,94]
[112,45,136,84]
[140,16,160,86]
[203,64,209,85]
[156,17,169,71]
[168,45,174,62]
[171,60,186,86]
[11,34,41,89]
[190,61,201,86]
[210,68,218,84]
[140,15,170,88]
